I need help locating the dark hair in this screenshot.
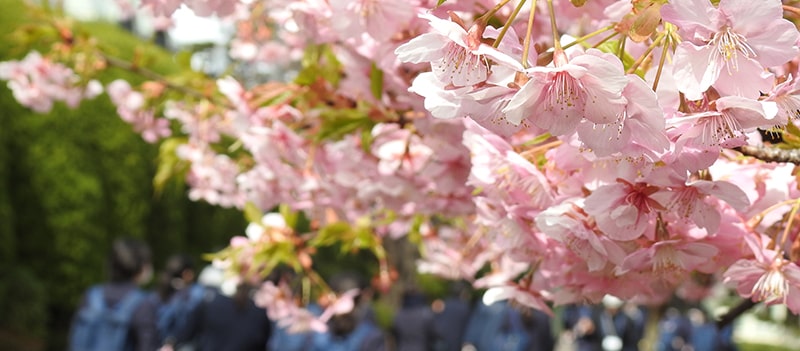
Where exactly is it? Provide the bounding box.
[401,288,427,309]
[327,271,367,336]
[157,253,196,300]
[108,237,152,283]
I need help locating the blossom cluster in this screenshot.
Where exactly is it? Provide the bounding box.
[0,51,102,113]
[8,0,800,330]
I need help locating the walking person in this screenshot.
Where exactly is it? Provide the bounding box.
[153,254,207,350]
[391,288,437,351]
[174,278,272,351]
[68,237,159,351]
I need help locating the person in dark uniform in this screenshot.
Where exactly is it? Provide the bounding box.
[68,237,159,351]
[175,282,271,351]
[431,282,472,351]
[392,288,437,351]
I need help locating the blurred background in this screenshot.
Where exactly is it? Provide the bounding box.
[2,1,800,350]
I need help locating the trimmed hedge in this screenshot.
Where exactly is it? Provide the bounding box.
[0,2,245,350]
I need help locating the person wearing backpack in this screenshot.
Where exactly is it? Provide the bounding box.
[68,237,160,351]
[152,254,206,350]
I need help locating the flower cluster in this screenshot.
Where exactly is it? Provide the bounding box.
[0,51,102,113]
[9,0,800,330]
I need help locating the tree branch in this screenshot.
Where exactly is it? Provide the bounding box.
[716,299,757,330]
[99,52,234,109]
[738,145,800,164]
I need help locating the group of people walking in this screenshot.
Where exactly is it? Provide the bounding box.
[68,238,740,351]
[68,238,271,351]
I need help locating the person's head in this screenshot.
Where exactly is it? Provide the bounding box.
[165,254,196,284]
[327,271,367,336]
[401,287,427,309]
[108,237,152,284]
[157,253,196,299]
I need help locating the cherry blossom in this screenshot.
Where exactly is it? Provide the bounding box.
[661,0,799,99]
[12,0,800,322]
[395,13,493,87]
[503,49,628,135]
[0,51,101,113]
[724,235,800,313]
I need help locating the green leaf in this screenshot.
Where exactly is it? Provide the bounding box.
[520,132,552,148]
[437,0,448,6]
[243,202,263,224]
[152,137,188,196]
[294,44,342,86]
[353,225,377,250]
[310,222,353,247]
[320,44,342,86]
[279,204,299,230]
[360,128,374,153]
[173,50,194,70]
[314,105,376,142]
[782,123,800,148]
[405,215,426,246]
[370,63,383,100]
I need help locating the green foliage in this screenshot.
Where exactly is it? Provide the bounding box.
[295,44,342,86]
[153,137,189,195]
[781,122,800,149]
[0,267,48,337]
[0,2,246,350]
[738,343,799,351]
[311,220,379,254]
[369,63,383,100]
[314,103,376,142]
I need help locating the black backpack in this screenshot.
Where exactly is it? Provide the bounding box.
[69,285,146,351]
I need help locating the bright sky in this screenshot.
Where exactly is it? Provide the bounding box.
[63,0,232,47]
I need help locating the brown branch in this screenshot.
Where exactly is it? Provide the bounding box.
[716,298,757,330]
[738,145,800,164]
[99,52,234,109]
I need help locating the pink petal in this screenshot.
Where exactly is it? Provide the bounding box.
[720,0,782,35]
[671,43,718,100]
[713,58,774,99]
[394,32,448,64]
[660,0,717,36]
[746,20,800,67]
[503,79,543,125]
[716,96,777,129]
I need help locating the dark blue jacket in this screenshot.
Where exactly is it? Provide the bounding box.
[177,290,271,351]
[70,282,160,351]
[432,297,471,351]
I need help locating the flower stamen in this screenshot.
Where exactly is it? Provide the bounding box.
[709,27,756,74]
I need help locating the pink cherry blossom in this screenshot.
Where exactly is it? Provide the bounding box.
[724,236,800,313]
[577,74,669,158]
[616,239,719,283]
[766,74,800,124]
[650,170,750,235]
[503,49,628,136]
[371,124,433,176]
[536,200,626,272]
[139,0,183,17]
[0,51,101,113]
[661,0,799,99]
[670,96,779,152]
[329,0,414,42]
[584,178,665,241]
[395,13,493,87]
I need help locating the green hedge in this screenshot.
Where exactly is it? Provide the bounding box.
[0,2,245,350]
